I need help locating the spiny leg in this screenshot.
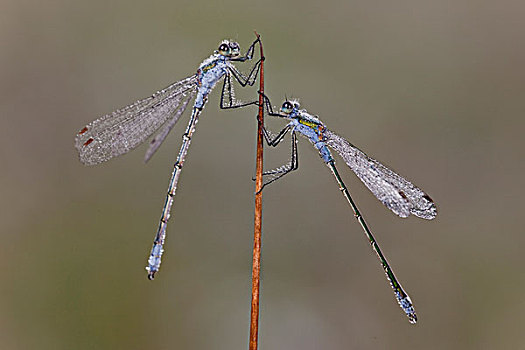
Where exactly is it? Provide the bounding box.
[146,107,202,280]
[257,130,299,192]
[220,72,259,109]
[255,95,300,190]
[219,56,264,110]
[326,160,417,324]
[263,124,292,146]
[228,57,263,87]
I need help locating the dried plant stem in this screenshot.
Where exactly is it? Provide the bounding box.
[249,31,264,350]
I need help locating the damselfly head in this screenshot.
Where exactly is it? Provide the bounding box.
[217,40,241,58]
[281,100,300,115]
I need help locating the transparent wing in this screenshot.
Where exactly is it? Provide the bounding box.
[75,75,198,165]
[144,90,195,163]
[325,130,437,219]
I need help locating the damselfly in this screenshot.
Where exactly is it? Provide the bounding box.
[260,97,437,323]
[75,37,263,279]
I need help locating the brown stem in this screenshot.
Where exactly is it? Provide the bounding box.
[249,31,264,350]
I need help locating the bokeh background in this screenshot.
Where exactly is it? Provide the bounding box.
[1,0,524,349]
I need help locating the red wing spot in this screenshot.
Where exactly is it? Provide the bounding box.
[78,126,88,135]
[399,191,408,200]
[83,138,94,146]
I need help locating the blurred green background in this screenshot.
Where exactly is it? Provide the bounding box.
[1,0,524,349]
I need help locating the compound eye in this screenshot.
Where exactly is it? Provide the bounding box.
[218,43,230,55]
[229,42,240,51]
[281,101,294,114]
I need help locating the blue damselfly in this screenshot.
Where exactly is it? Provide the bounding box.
[75,37,263,279]
[260,97,437,323]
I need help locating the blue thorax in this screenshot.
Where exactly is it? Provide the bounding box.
[287,108,333,163]
[194,54,230,109]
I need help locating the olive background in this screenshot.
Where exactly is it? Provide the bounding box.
[1,0,524,349]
